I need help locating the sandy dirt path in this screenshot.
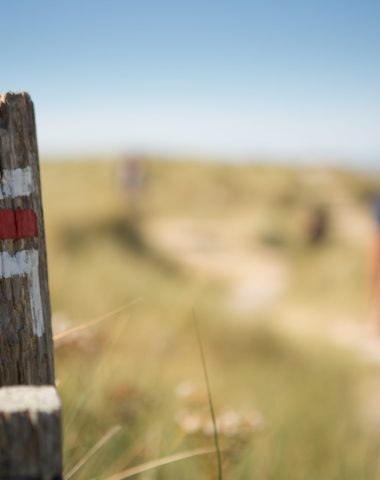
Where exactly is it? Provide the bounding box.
[147,213,380,366]
[146,216,289,314]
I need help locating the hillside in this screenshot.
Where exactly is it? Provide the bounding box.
[42,158,380,479]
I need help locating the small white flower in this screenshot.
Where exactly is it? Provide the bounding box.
[175,381,196,399]
[176,412,202,434]
[219,410,241,436]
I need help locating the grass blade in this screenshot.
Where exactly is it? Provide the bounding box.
[65,425,122,480]
[54,298,142,343]
[193,309,223,480]
[103,447,216,480]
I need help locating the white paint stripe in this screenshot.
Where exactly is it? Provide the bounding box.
[0,249,44,336]
[0,167,33,199]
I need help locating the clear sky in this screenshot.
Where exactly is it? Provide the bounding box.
[1,0,379,166]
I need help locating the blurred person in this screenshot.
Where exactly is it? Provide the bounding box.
[306,204,329,245]
[372,194,380,331]
[119,153,146,221]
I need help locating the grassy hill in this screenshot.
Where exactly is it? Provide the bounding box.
[41,158,380,479]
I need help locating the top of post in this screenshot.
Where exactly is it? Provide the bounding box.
[0,92,37,169]
[0,91,32,102]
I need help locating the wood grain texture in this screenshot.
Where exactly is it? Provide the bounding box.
[0,386,62,479]
[0,92,55,385]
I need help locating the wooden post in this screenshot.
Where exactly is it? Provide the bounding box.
[0,92,55,385]
[0,386,62,479]
[0,94,62,478]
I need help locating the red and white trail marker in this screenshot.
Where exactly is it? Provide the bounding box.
[0,92,55,386]
[0,167,43,335]
[0,166,38,239]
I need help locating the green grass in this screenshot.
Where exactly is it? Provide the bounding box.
[41,158,380,479]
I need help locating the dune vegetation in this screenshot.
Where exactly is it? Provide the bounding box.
[42,158,380,479]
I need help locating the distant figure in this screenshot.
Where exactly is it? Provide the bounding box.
[306,204,329,245]
[119,154,146,220]
[372,195,380,331]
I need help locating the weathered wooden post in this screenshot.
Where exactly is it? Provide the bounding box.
[0,92,54,385]
[0,93,62,478]
[0,386,62,479]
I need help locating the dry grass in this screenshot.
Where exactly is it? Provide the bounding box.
[42,158,380,479]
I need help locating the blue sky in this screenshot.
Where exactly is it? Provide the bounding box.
[0,0,379,166]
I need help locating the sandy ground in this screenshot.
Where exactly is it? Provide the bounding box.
[147,216,289,313]
[146,211,380,433]
[147,213,380,366]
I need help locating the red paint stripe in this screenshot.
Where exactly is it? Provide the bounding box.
[0,208,38,240]
[0,209,17,239]
[15,209,38,238]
